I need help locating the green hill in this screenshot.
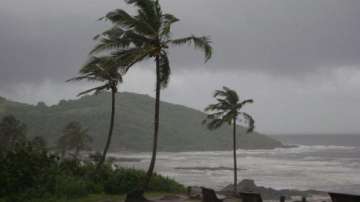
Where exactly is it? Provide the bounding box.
[0,92,284,151]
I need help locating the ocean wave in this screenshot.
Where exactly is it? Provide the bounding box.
[236,144,356,155]
[107,144,356,161]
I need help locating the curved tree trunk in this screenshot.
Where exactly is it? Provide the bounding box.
[233,118,238,195]
[144,55,161,190]
[97,89,116,169]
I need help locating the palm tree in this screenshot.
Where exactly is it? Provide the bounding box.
[91,0,213,194]
[68,56,123,167]
[58,121,93,159]
[203,86,255,195]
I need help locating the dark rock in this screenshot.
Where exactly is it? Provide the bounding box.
[125,190,148,202]
[221,179,325,200]
[160,195,181,200]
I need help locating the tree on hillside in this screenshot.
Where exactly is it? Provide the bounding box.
[0,115,27,152]
[90,0,212,198]
[31,136,47,151]
[68,56,123,168]
[203,87,255,195]
[57,121,92,159]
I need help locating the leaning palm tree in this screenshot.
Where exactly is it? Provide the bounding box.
[203,87,255,195]
[91,0,213,195]
[68,56,123,167]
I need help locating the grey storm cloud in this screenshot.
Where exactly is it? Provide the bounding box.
[1,0,360,87]
[1,0,360,134]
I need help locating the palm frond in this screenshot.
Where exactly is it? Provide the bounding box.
[214,89,227,98]
[205,103,226,112]
[160,13,179,39]
[105,9,156,36]
[158,51,171,88]
[110,46,153,72]
[220,86,239,104]
[90,38,132,55]
[171,35,213,62]
[93,25,157,52]
[235,99,254,110]
[127,0,162,31]
[240,112,255,133]
[66,73,97,82]
[206,118,224,130]
[77,84,109,97]
[222,110,237,125]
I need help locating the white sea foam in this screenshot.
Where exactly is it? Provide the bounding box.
[111,145,360,194]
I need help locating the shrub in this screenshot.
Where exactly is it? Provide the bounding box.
[149,174,185,193]
[54,175,90,199]
[0,143,185,201]
[104,168,185,194]
[0,143,59,200]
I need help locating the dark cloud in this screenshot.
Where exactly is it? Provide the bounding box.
[1,0,360,87]
[164,0,360,75]
[1,0,360,134]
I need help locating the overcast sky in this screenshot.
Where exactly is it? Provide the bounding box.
[1,0,360,135]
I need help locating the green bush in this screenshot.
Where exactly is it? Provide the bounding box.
[104,168,145,194]
[54,175,90,199]
[104,168,185,194]
[0,144,185,201]
[149,174,185,193]
[0,143,59,201]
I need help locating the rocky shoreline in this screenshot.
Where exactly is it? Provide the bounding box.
[220,179,327,200]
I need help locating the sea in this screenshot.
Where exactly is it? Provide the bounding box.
[111,134,360,197]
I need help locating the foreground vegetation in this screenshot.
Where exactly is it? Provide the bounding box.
[0,141,184,202]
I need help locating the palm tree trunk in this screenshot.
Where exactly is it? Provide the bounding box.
[233,118,238,195]
[97,89,116,169]
[144,55,161,191]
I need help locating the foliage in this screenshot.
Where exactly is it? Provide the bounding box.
[0,115,27,152]
[0,143,58,202]
[54,175,90,199]
[68,56,123,97]
[104,168,185,194]
[0,143,185,202]
[57,121,92,159]
[203,86,255,132]
[31,136,47,151]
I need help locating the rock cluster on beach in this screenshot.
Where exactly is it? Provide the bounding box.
[221,179,325,200]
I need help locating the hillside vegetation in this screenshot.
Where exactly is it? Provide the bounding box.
[0,92,284,151]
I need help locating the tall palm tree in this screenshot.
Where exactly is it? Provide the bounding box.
[68,57,123,167]
[58,121,93,159]
[203,86,255,195]
[91,0,213,194]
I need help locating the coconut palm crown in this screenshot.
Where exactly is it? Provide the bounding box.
[91,0,213,87]
[203,86,254,131]
[68,56,123,96]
